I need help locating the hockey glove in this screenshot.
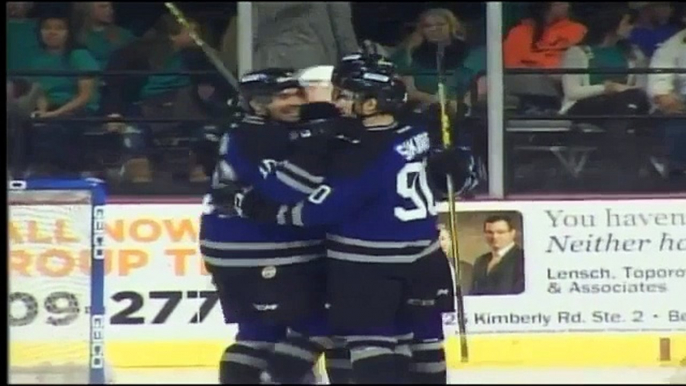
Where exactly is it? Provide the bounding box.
[210,182,245,217]
[234,188,281,223]
[427,146,479,198]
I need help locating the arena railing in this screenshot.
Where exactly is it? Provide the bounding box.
[481,0,686,198]
[7,68,228,197]
[8,69,229,127]
[500,66,686,197]
[8,63,686,198]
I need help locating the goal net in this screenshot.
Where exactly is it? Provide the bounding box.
[8,179,107,384]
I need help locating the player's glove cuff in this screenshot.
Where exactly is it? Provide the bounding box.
[235,188,281,223]
[211,183,244,217]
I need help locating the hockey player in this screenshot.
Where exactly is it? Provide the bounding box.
[200,67,340,384]
[230,54,476,384]
[291,55,477,385]
[323,55,476,385]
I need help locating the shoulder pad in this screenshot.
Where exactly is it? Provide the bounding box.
[327,129,394,177]
[300,102,341,122]
[232,118,291,163]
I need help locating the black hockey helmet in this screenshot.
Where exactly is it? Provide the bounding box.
[331,53,395,88]
[238,68,302,111]
[331,53,407,114]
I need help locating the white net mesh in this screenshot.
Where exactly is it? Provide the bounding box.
[9,189,96,384]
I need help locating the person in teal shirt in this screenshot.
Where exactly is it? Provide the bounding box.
[139,51,191,99]
[7,2,42,72]
[103,13,195,112]
[390,8,473,112]
[462,45,487,81]
[460,45,488,105]
[72,2,136,69]
[560,7,651,185]
[7,2,43,119]
[100,14,207,183]
[27,13,102,176]
[31,14,101,117]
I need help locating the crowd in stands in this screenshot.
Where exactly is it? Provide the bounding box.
[7,2,230,189]
[498,1,685,191]
[6,1,686,195]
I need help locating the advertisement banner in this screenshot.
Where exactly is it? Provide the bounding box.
[8,200,686,368]
[9,204,227,344]
[437,199,686,335]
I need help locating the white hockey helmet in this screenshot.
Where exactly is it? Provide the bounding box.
[297,65,335,103]
[296,65,335,86]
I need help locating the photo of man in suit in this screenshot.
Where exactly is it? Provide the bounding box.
[469,215,525,296]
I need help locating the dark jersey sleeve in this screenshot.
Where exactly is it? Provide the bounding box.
[272,161,385,227]
[218,124,312,205]
[261,158,327,197]
[253,114,365,200]
[243,133,392,227]
[276,163,383,227]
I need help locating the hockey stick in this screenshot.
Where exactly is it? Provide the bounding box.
[164,2,240,90]
[436,42,469,363]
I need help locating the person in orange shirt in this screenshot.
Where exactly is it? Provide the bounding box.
[504,2,587,68]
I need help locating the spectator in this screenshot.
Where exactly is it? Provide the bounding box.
[103,14,212,183]
[503,2,586,69]
[27,12,101,176]
[503,2,532,33]
[648,27,686,178]
[462,45,488,105]
[31,13,100,118]
[629,2,681,58]
[8,82,32,177]
[7,2,41,72]
[7,2,42,117]
[252,3,359,70]
[72,2,136,69]
[390,8,472,111]
[561,7,651,180]
[560,8,649,116]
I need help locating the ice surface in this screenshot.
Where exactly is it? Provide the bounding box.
[14,366,679,385]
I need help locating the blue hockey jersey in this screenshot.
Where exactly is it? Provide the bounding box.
[199,115,326,268]
[262,121,442,264]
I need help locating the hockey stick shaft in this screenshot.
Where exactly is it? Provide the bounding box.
[164,2,240,90]
[436,43,469,362]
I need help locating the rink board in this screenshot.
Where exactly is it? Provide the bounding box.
[9,200,686,370]
[10,333,686,368]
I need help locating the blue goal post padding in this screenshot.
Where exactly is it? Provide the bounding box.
[9,178,107,384]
